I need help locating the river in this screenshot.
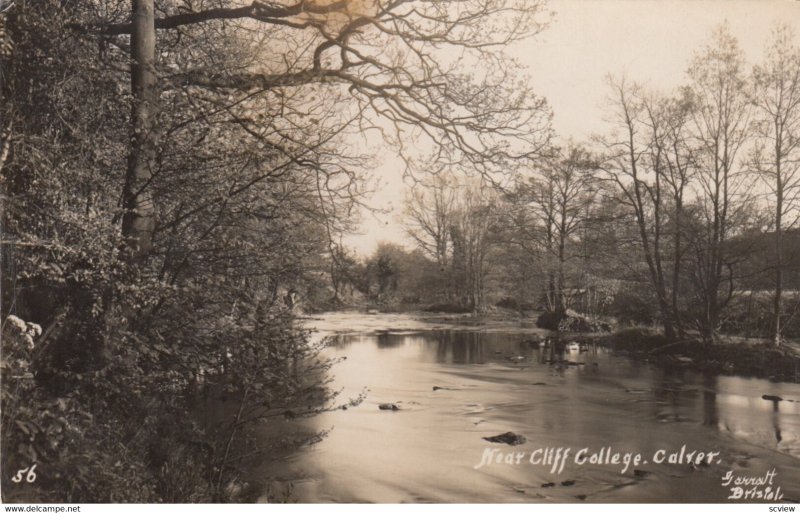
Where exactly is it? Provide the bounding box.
[249,312,800,503]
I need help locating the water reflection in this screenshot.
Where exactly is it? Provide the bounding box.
[434,330,474,363]
[769,398,782,444]
[702,375,719,428]
[252,325,800,503]
[376,332,404,349]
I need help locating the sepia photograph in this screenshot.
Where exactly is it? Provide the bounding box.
[1,0,799,508]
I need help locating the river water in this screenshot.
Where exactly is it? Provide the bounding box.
[250,312,800,503]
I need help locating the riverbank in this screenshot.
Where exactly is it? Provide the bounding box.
[426,309,800,384]
[306,307,800,383]
[598,327,800,384]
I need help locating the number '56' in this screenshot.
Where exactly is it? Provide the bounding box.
[12,464,37,483]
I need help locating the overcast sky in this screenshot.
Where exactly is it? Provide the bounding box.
[343,0,800,255]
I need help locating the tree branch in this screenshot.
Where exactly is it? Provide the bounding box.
[75,0,348,35]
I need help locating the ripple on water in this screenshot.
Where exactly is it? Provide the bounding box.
[247,313,800,503]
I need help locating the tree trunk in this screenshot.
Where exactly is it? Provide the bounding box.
[557,227,567,314]
[122,0,157,259]
[701,268,720,343]
[671,196,683,337]
[659,295,676,341]
[773,178,783,346]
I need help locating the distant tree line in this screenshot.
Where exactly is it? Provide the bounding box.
[331,24,800,349]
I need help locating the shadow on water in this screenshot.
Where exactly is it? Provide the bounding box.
[248,316,800,503]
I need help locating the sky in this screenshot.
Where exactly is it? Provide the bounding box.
[343,0,800,256]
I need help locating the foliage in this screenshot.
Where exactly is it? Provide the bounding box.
[606,289,658,326]
[0,0,348,502]
[1,0,553,502]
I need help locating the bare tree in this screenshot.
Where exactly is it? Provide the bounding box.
[404,174,500,311]
[521,144,598,313]
[405,173,457,268]
[686,25,753,341]
[449,179,500,311]
[656,91,696,333]
[750,24,800,346]
[599,78,682,340]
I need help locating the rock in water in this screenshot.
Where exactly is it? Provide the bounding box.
[378,403,400,411]
[762,394,783,402]
[483,431,527,445]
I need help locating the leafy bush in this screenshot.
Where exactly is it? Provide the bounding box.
[606,327,669,351]
[0,1,351,502]
[495,297,535,312]
[536,310,564,330]
[536,309,611,332]
[607,290,658,326]
[423,303,473,313]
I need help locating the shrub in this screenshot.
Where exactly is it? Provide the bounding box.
[607,291,657,326]
[423,303,473,313]
[536,310,564,330]
[607,327,669,351]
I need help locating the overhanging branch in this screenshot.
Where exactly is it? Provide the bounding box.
[75,0,348,35]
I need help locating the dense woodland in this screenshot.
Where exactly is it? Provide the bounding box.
[0,0,799,504]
